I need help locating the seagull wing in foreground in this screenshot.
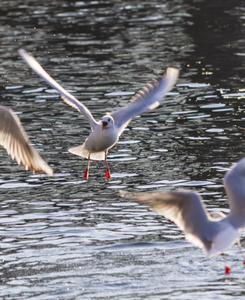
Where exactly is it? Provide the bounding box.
[0,105,53,175]
[18,49,98,130]
[120,190,213,251]
[223,158,245,226]
[110,67,179,134]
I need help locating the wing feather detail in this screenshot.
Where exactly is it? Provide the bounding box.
[18,49,98,130]
[0,106,53,175]
[110,67,179,133]
[120,190,213,252]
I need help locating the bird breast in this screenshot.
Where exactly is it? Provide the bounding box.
[206,222,240,258]
[84,125,118,153]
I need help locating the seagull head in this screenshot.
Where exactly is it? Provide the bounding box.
[101,115,114,130]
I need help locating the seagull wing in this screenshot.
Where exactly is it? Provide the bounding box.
[110,67,179,133]
[18,49,98,130]
[120,190,212,251]
[224,158,245,223]
[0,106,53,175]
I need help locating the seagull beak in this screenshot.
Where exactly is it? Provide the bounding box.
[102,121,108,130]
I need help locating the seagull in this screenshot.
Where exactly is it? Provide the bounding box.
[18,49,179,179]
[120,158,245,274]
[0,105,53,175]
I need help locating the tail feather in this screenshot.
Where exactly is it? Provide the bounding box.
[68,144,105,161]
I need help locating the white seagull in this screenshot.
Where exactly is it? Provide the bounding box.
[0,105,53,175]
[19,49,179,179]
[120,158,245,274]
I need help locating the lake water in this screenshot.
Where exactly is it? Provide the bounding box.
[1,0,245,299]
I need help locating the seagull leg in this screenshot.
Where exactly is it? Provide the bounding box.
[83,154,90,179]
[237,240,245,266]
[222,253,231,275]
[104,152,111,179]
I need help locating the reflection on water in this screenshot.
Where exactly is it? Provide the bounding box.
[1,0,245,299]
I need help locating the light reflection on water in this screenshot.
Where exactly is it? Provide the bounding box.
[1,0,245,299]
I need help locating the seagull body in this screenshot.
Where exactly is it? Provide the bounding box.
[0,105,53,175]
[120,158,245,273]
[19,49,179,179]
[69,117,118,161]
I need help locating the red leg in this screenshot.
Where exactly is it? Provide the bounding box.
[83,154,90,179]
[104,153,111,179]
[222,253,231,275]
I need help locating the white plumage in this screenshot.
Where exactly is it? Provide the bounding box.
[121,158,245,273]
[0,105,53,175]
[19,49,179,179]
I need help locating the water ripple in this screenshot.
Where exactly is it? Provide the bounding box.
[1,0,245,299]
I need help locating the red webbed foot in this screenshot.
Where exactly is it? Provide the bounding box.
[83,169,89,179]
[225,266,231,275]
[105,169,111,179]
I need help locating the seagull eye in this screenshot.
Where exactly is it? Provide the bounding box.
[108,119,110,122]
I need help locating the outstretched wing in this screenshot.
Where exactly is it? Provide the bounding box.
[110,67,179,132]
[120,189,212,251]
[224,158,245,224]
[0,106,53,175]
[18,49,98,130]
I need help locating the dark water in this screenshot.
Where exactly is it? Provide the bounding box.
[1,0,245,299]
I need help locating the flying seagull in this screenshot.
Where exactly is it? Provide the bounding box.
[120,158,245,274]
[0,105,53,175]
[19,49,179,179]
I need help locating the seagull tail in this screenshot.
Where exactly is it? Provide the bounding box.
[68,144,89,159]
[68,145,105,161]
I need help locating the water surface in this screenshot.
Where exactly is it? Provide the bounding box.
[1,0,245,299]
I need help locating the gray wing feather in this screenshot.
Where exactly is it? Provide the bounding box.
[120,190,212,251]
[18,49,98,130]
[223,158,245,220]
[0,106,53,175]
[110,67,179,132]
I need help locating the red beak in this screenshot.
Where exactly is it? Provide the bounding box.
[102,121,108,130]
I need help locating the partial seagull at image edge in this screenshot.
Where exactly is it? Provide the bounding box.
[18,48,179,179]
[120,158,245,274]
[0,105,53,175]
